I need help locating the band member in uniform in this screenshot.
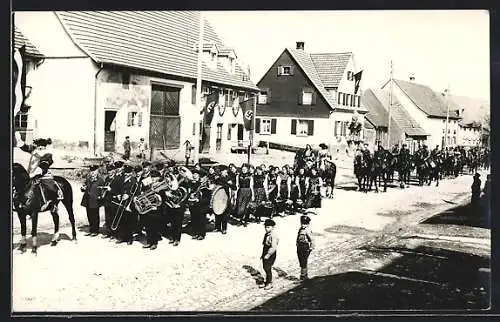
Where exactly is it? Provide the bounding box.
[81,164,105,236]
[252,166,268,223]
[115,161,139,245]
[141,169,163,250]
[211,167,231,234]
[161,171,185,246]
[304,167,322,215]
[188,170,211,240]
[236,164,254,226]
[101,160,124,239]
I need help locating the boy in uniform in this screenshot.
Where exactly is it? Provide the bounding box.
[260,219,279,290]
[296,215,315,281]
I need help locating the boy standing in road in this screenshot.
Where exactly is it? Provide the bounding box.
[123,136,131,160]
[296,215,314,281]
[260,219,278,290]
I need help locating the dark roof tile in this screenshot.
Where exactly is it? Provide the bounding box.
[310,52,351,88]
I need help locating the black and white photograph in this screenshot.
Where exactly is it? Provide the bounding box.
[11,10,491,312]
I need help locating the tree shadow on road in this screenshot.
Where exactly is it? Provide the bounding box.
[422,200,490,229]
[252,245,490,311]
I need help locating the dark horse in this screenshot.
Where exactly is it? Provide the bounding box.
[415,155,441,187]
[12,163,77,254]
[369,149,395,193]
[317,158,337,198]
[354,152,371,192]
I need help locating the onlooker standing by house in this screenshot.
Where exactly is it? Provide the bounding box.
[260,219,278,290]
[138,138,148,160]
[482,174,491,213]
[296,215,314,281]
[471,173,481,208]
[123,136,131,160]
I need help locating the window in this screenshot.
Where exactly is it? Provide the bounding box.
[258,92,268,104]
[244,93,249,100]
[122,72,130,89]
[278,65,293,76]
[14,112,28,129]
[443,129,445,133]
[291,119,313,136]
[192,122,196,135]
[357,95,361,107]
[225,89,233,107]
[453,130,456,135]
[216,124,223,140]
[298,120,309,136]
[335,121,341,136]
[453,137,456,145]
[338,92,342,105]
[350,95,355,107]
[229,57,235,74]
[302,92,313,105]
[347,71,353,81]
[261,118,272,134]
[127,111,142,127]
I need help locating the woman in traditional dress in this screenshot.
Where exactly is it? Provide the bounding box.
[304,167,323,215]
[236,164,254,226]
[276,165,292,216]
[266,166,279,218]
[227,163,238,216]
[252,166,268,223]
[295,167,309,211]
[303,144,317,171]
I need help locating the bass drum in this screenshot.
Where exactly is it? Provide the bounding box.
[210,185,229,215]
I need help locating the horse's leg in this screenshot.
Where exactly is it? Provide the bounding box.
[30,212,38,255]
[17,212,27,252]
[50,207,60,246]
[383,172,388,192]
[62,197,77,242]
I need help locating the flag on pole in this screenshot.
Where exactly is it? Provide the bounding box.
[354,70,363,94]
[202,89,219,125]
[13,45,27,117]
[240,97,255,130]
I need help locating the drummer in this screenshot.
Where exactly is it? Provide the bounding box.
[213,165,232,234]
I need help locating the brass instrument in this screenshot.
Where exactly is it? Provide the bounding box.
[133,179,173,215]
[187,177,210,205]
[111,179,139,231]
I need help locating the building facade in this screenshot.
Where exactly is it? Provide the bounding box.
[15,11,259,160]
[382,78,461,149]
[255,42,367,152]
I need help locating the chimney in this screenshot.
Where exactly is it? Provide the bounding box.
[409,74,415,82]
[296,42,305,50]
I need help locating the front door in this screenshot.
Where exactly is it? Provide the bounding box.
[237,123,244,146]
[216,123,223,152]
[104,110,117,152]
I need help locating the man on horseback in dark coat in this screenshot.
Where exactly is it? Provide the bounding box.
[15,132,63,212]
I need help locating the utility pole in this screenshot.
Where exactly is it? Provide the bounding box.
[444,84,450,149]
[387,60,393,149]
[194,11,204,164]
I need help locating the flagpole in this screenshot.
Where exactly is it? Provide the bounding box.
[387,60,393,149]
[194,11,204,164]
[248,95,256,164]
[444,84,450,149]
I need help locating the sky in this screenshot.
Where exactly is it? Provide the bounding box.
[204,10,490,101]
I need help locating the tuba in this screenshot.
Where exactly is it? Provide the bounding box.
[133,179,172,215]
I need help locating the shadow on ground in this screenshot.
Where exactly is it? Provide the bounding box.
[12,232,73,250]
[422,199,490,229]
[252,245,490,311]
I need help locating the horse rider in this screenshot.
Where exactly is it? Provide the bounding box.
[391,144,400,155]
[430,145,441,158]
[398,143,411,187]
[15,133,63,211]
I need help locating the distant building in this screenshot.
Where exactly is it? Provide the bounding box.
[15,11,258,158]
[449,95,489,147]
[381,78,461,149]
[362,88,428,153]
[255,42,367,150]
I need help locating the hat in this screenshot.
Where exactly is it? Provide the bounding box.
[264,219,276,227]
[142,161,152,168]
[150,170,162,178]
[300,215,311,225]
[123,160,134,169]
[134,165,143,172]
[113,160,124,168]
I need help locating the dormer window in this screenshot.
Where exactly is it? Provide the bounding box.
[229,57,236,74]
[278,65,293,76]
[258,92,268,104]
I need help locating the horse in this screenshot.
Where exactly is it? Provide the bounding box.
[369,149,395,193]
[353,152,371,192]
[397,152,413,188]
[12,163,77,254]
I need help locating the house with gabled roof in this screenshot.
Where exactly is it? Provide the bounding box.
[382,78,461,149]
[13,27,45,143]
[14,11,259,159]
[448,94,489,147]
[255,42,367,150]
[362,88,429,153]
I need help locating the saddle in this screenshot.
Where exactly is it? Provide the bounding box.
[33,176,64,201]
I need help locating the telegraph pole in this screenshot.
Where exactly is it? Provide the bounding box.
[194,11,204,164]
[444,84,450,149]
[387,60,393,149]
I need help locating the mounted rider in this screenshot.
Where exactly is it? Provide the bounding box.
[15,132,63,211]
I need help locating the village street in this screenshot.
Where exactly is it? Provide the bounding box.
[11,161,490,312]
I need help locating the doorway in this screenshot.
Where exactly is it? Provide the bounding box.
[104,110,117,152]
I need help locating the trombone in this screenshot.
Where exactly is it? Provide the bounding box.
[110,179,140,231]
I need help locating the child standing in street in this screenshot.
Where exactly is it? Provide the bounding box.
[260,219,278,290]
[296,215,314,281]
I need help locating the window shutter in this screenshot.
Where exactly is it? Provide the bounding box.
[191,85,196,105]
[227,126,231,140]
[307,120,314,136]
[138,112,143,127]
[291,119,297,135]
[271,119,277,134]
[298,89,303,105]
[338,92,341,104]
[277,66,282,76]
[193,122,196,135]
[290,66,295,75]
[358,96,361,107]
[255,118,261,133]
[127,112,132,126]
[311,92,317,105]
[334,121,338,135]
